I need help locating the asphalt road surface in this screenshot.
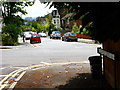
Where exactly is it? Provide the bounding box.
[0,37,101,75]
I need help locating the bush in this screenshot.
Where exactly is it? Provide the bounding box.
[72,23,80,33]
[2,24,20,46]
[2,33,18,46]
[55,27,62,31]
[81,22,93,35]
[81,28,89,35]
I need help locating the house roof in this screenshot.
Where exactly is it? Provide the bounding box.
[62,13,76,20]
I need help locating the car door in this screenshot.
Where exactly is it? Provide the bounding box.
[64,33,68,40]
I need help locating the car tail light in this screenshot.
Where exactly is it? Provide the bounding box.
[68,35,71,37]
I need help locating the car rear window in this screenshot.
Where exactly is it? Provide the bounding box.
[32,35,40,37]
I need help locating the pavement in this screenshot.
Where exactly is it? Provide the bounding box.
[0,62,112,89]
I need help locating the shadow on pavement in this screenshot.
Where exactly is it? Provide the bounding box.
[56,73,113,90]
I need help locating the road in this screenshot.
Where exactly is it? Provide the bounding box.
[0,37,101,75]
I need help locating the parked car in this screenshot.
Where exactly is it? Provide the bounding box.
[38,32,47,37]
[62,32,78,42]
[23,31,32,40]
[29,31,37,35]
[30,34,41,44]
[50,31,61,39]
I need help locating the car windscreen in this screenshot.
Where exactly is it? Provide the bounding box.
[55,32,60,34]
[32,35,40,37]
[70,33,76,36]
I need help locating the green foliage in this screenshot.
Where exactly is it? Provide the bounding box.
[46,15,52,25]
[45,14,56,32]
[51,26,62,31]
[55,27,62,31]
[2,24,21,46]
[81,28,89,34]
[4,15,24,26]
[37,23,44,32]
[72,23,80,33]
[20,25,26,32]
[45,24,50,31]
[30,21,45,32]
[45,23,55,32]
[31,27,36,32]
[2,2,32,25]
[2,33,17,46]
[1,1,34,45]
[81,22,93,35]
[30,21,38,29]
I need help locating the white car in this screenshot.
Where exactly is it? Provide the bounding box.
[29,31,37,35]
[38,32,47,37]
[23,31,32,40]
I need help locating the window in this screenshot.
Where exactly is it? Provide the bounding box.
[67,18,70,24]
[57,19,59,24]
[54,20,56,24]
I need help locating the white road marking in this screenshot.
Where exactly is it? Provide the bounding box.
[15,71,26,82]
[0,75,9,77]
[8,82,17,90]
[0,67,7,70]
[40,62,50,65]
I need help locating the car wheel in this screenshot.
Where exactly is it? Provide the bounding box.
[75,39,78,42]
[62,38,64,41]
[30,41,33,44]
[66,39,68,42]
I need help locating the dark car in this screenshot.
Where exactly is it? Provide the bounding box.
[62,32,78,42]
[50,31,61,39]
[30,34,41,44]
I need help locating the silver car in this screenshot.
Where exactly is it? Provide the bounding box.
[50,31,61,39]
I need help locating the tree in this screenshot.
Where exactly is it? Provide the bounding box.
[30,21,44,33]
[1,1,34,45]
[37,23,42,32]
[30,21,38,30]
[2,1,34,25]
[45,14,55,35]
[44,2,120,43]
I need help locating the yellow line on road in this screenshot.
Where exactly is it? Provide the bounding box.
[0,61,89,89]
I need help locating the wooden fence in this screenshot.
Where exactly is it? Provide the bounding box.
[103,40,120,89]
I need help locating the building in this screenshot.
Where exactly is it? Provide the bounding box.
[61,13,76,30]
[58,8,82,31]
[51,10,61,27]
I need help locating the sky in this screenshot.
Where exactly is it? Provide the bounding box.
[21,0,56,18]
